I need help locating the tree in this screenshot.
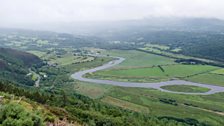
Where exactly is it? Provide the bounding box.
[61,90,67,107]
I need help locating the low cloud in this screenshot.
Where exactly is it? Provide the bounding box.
[0,0,224,26]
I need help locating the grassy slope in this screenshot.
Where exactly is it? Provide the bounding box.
[108,87,224,125]
[0,47,42,67]
[101,96,150,113]
[73,81,113,99]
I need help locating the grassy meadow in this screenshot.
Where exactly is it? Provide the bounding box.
[161,85,211,93]
[73,82,224,125]
[88,50,222,84]
[103,50,176,67]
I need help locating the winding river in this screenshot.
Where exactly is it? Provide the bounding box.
[71,56,224,95]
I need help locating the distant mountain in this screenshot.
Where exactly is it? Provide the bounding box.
[0,48,43,86]
[79,17,224,39]
[28,17,224,34]
[7,17,224,35]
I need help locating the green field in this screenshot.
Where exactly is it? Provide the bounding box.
[73,82,224,125]
[161,85,211,93]
[93,64,217,78]
[101,96,150,113]
[211,68,224,75]
[27,51,47,57]
[36,40,49,45]
[108,87,224,125]
[171,48,182,52]
[186,73,224,86]
[103,50,176,67]
[29,49,96,66]
[144,43,170,50]
[89,50,220,83]
[49,54,94,66]
[73,81,113,99]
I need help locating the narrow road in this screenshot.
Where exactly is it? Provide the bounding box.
[71,56,224,95]
[35,74,41,87]
[29,68,41,87]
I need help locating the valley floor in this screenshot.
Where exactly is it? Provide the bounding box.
[72,55,224,95]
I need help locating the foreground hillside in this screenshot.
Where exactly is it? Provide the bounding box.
[0,91,81,126]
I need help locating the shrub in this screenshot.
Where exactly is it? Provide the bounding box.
[0,103,43,126]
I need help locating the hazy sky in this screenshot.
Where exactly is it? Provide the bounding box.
[1,0,224,25]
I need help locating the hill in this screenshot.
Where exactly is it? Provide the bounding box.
[0,48,42,67]
[0,48,43,86]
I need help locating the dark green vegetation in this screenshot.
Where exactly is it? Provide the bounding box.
[0,91,81,126]
[161,85,211,93]
[0,48,43,86]
[0,103,43,126]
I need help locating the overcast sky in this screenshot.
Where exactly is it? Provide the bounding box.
[1,0,224,26]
